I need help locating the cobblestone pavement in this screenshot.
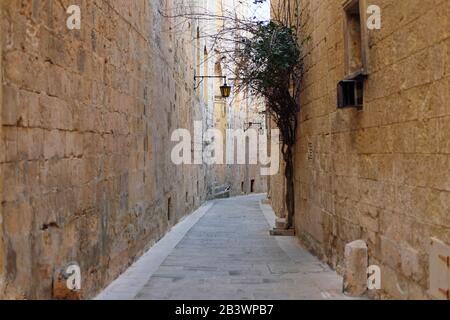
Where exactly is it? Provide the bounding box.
[98,194,352,300]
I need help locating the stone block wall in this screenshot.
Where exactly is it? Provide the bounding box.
[0,0,212,299]
[270,0,450,299]
[267,120,286,219]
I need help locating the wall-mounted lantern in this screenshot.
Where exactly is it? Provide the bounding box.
[194,75,231,99]
[220,82,231,98]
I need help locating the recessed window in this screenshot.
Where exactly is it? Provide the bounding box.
[343,0,369,78]
[337,79,364,110]
[167,197,172,221]
[196,26,201,98]
[203,47,209,105]
[339,0,369,110]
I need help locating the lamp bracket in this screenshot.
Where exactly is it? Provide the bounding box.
[194,75,227,90]
[244,121,263,132]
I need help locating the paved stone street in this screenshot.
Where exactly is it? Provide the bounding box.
[97,194,351,300]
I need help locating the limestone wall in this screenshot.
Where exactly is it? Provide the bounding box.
[270,0,450,299]
[0,0,215,299]
[267,118,286,219]
[0,0,4,294]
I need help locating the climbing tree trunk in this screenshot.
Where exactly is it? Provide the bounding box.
[284,146,295,229]
[274,96,298,231]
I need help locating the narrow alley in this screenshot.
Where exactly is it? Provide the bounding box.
[1,0,449,303]
[97,195,349,300]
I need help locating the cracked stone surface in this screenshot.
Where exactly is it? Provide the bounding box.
[99,194,354,300]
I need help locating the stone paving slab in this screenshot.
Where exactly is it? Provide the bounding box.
[98,194,354,300]
[95,202,214,300]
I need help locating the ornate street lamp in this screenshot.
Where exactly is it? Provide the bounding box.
[194,75,231,99]
[220,81,231,98]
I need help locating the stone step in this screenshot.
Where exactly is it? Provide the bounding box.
[269,228,295,236]
[214,185,230,193]
[275,218,287,229]
[207,185,231,200]
[214,190,231,199]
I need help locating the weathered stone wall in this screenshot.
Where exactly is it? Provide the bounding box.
[270,0,450,299]
[0,0,4,294]
[0,0,214,299]
[267,119,286,219]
